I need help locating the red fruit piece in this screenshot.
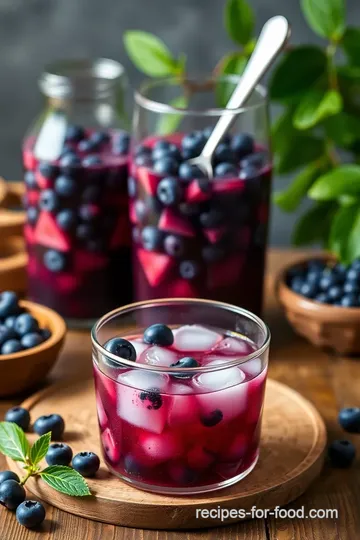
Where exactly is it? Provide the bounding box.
[158,208,195,237]
[110,213,131,248]
[24,224,36,245]
[208,254,244,288]
[75,250,108,272]
[23,149,37,171]
[137,166,160,196]
[187,445,215,470]
[27,255,39,277]
[213,179,245,195]
[101,427,121,464]
[27,191,40,206]
[138,431,183,464]
[186,180,212,203]
[56,273,79,293]
[165,278,197,298]
[129,201,138,224]
[204,227,226,244]
[137,248,174,287]
[35,171,52,190]
[34,211,71,252]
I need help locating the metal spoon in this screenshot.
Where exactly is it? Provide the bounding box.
[187,15,291,178]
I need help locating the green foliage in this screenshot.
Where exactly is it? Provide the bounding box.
[124,0,360,264]
[30,432,51,466]
[40,466,91,497]
[0,422,30,463]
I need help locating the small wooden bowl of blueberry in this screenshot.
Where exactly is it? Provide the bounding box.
[0,290,66,396]
[277,257,360,355]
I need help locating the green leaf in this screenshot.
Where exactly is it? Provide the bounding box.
[274,162,320,212]
[309,165,360,200]
[123,31,178,77]
[40,466,91,497]
[329,205,360,264]
[301,0,345,41]
[30,433,51,466]
[292,203,336,246]
[324,112,360,148]
[0,422,30,463]
[342,27,360,67]
[224,0,254,46]
[216,53,247,107]
[276,134,325,174]
[155,95,188,136]
[272,108,296,155]
[176,53,187,75]
[294,89,343,130]
[270,46,327,101]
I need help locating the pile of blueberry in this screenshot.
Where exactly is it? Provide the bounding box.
[328,407,360,468]
[0,406,100,529]
[134,129,267,181]
[0,291,51,355]
[287,259,360,308]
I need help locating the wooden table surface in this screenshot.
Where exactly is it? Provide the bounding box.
[1,249,359,540]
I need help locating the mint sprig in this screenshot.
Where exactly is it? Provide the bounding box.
[0,422,91,497]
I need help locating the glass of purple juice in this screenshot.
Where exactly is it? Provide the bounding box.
[92,298,270,494]
[22,59,132,325]
[129,76,272,315]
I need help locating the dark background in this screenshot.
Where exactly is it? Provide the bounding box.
[1,0,359,245]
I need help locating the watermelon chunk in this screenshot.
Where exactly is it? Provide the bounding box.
[213,179,245,195]
[137,166,160,196]
[137,248,174,286]
[34,211,71,252]
[110,214,131,248]
[204,227,226,244]
[24,224,36,245]
[186,179,212,203]
[158,208,195,237]
[27,191,40,206]
[75,250,108,272]
[208,254,244,289]
[165,278,197,297]
[23,149,37,171]
[129,201,137,224]
[35,171,53,190]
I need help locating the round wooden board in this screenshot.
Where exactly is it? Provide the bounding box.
[7,377,327,530]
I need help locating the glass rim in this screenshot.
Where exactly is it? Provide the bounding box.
[91,298,271,374]
[134,75,268,117]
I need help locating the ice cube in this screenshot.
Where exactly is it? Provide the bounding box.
[96,392,108,430]
[101,427,121,464]
[214,336,255,356]
[139,431,183,464]
[129,339,149,359]
[117,369,170,434]
[221,433,248,462]
[173,325,222,352]
[194,366,249,423]
[243,358,263,378]
[167,382,199,427]
[138,346,178,367]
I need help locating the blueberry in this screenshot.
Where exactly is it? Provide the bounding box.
[139,387,162,410]
[56,209,77,231]
[214,162,238,177]
[344,281,360,295]
[46,442,73,466]
[82,155,102,167]
[43,250,66,273]
[72,451,100,477]
[33,414,65,439]
[135,153,152,167]
[347,268,360,284]
[338,407,360,433]
[40,328,52,341]
[241,151,268,169]
[199,208,223,228]
[230,133,254,158]
[351,259,360,272]
[178,162,206,181]
[157,177,182,206]
[54,175,76,197]
[179,260,199,280]
[0,471,20,485]
[202,244,225,263]
[104,338,137,361]
[200,409,223,427]
[306,270,321,284]
[14,313,39,336]
[4,316,17,330]
[21,332,44,349]
[340,295,358,307]
[90,131,110,146]
[328,285,343,302]
[164,235,185,257]
[132,226,141,243]
[124,454,143,476]
[315,293,329,303]
[214,143,235,164]
[1,339,23,355]
[170,356,199,378]
[27,207,39,226]
[333,263,347,279]
[16,500,46,529]
[153,157,178,176]
[308,260,326,273]
[39,189,59,212]
[127,176,137,198]
[202,126,213,139]
[60,144,73,158]
[39,162,58,179]
[179,202,202,217]
[76,223,94,240]
[5,407,30,431]
[78,139,97,153]
[24,171,37,189]
[0,325,17,346]
[113,132,130,155]
[181,131,205,157]
[328,440,356,468]
[60,152,81,170]
[82,184,102,203]
[299,281,318,299]
[143,324,174,346]
[0,292,19,318]
[65,125,85,142]
[141,226,163,251]
[239,164,259,180]
[0,480,26,510]
[319,272,341,291]
[79,204,100,222]
[135,144,152,157]
[152,143,181,162]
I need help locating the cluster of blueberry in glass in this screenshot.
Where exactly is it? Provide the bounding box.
[327,407,360,468]
[287,259,360,307]
[0,292,51,355]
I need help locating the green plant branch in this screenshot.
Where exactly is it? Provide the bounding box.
[19,468,33,486]
[326,42,338,91]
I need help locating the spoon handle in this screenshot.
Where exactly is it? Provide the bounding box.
[202,16,291,160]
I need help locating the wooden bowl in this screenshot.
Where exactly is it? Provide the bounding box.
[277,256,360,355]
[0,236,27,294]
[0,178,26,237]
[0,300,66,396]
